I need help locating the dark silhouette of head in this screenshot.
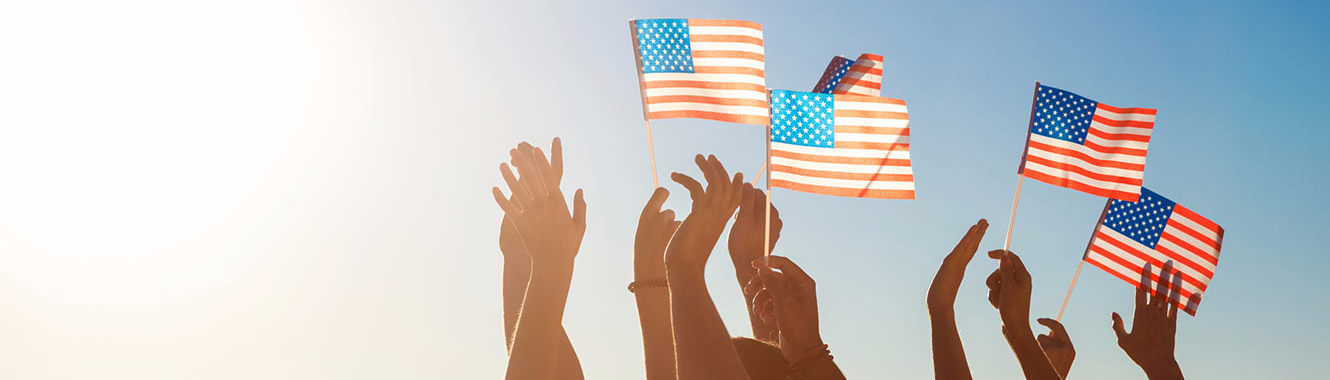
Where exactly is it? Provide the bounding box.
[732,336,789,380]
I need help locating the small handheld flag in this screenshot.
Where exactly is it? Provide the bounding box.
[1018,84,1157,201]
[1083,188,1224,315]
[768,90,913,199]
[629,19,768,125]
[811,54,883,96]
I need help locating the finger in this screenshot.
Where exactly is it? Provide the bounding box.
[500,163,531,201]
[492,187,518,215]
[757,267,792,301]
[661,210,677,224]
[1136,264,1150,310]
[1167,269,1182,320]
[550,137,563,185]
[643,187,670,218]
[1111,312,1128,342]
[948,220,986,263]
[572,189,586,235]
[738,183,754,218]
[988,249,1007,260]
[671,172,705,201]
[668,220,681,233]
[986,270,1001,308]
[711,154,730,185]
[512,146,548,197]
[1154,261,1173,308]
[695,154,717,190]
[730,172,744,203]
[761,255,812,285]
[744,275,763,296]
[1037,318,1070,340]
[532,147,557,195]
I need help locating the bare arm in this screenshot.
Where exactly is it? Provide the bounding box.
[665,155,750,380]
[501,217,583,379]
[633,187,680,380]
[728,187,781,341]
[494,141,587,380]
[926,220,988,380]
[986,251,1063,380]
[752,255,844,380]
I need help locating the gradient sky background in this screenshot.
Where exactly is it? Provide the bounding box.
[1,0,1327,379]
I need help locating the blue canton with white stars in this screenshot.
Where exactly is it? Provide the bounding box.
[1103,187,1175,248]
[813,56,853,93]
[1032,85,1098,145]
[635,19,694,74]
[770,90,835,148]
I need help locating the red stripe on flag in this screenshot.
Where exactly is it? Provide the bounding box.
[1022,170,1140,201]
[1027,139,1146,171]
[1095,103,1157,115]
[771,149,911,166]
[771,179,915,199]
[647,110,768,125]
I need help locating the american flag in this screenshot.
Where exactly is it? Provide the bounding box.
[630,19,767,125]
[768,90,913,199]
[1084,188,1224,315]
[1019,84,1156,201]
[811,54,883,96]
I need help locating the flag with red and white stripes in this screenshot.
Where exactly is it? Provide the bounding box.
[1019,84,1156,201]
[1084,188,1224,315]
[811,54,883,96]
[630,19,767,125]
[768,90,913,199]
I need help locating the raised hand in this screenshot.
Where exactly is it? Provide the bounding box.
[729,185,782,271]
[663,154,749,380]
[986,250,1062,380]
[986,250,1033,330]
[928,219,989,311]
[664,154,744,277]
[1036,318,1075,379]
[927,220,988,380]
[729,185,782,339]
[1111,262,1189,380]
[492,139,586,380]
[632,187,681,380]
[635,187,681,279]
[750,255,844,379]
[492,141,586,266]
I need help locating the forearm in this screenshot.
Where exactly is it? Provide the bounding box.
[634,290,676,380]
[929,309,973,380]
[1141,360,1184,380]
[1003,326,1061,380]
[792,358,846,380]
[667,274,749,380]
[502,257,532,351]
[505,263,575,380]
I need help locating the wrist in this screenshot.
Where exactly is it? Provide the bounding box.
[1141,358,1183,380]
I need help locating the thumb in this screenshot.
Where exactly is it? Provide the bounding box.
[573,189,586,236]
[1111,312,1128,342]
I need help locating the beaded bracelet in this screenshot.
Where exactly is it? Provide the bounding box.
[628,278,668,293]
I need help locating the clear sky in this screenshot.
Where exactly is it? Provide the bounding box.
[1,0,1327,379]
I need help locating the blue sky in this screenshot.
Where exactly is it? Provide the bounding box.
[5,1,1324,378]
[440,1,1330,378]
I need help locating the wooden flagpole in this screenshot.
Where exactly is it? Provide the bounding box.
[1057,199,1113,321]
[1002,81,1043,251]
[629,19,659,188]
[764,90,773,267]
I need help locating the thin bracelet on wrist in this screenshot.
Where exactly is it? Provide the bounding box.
[628,278,668,293]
